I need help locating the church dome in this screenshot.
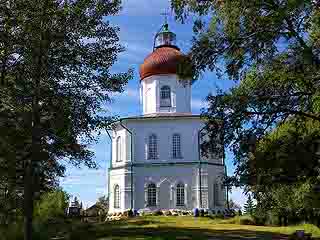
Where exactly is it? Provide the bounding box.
[139,46,186,80]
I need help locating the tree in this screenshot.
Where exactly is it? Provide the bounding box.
[243,194,255,216]
[171,0,320,186]
[96,195,109,213]
[34,189,69,223]
[225,199,241,211]
[96,195,109,221]
[0,0,132,239]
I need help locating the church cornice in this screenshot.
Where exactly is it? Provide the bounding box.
[109,161,224,170]
[107,114,202,128]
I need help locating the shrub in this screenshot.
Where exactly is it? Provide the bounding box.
[216,212,224,219]
[200,209,205,217]
[34,189,69,224]
[0,221,52,240]
[240,216,255,225]
[163,210,172,216]
[153,210,163,216]
[253,208,267,226]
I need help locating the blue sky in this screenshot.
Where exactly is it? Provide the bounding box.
[60,0,247,209]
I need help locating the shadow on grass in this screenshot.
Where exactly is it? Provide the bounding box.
[68,225,293,240]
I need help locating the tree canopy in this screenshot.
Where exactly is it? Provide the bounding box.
[172,0,320,225]
[172,0,320,183]
[0,0,131,238]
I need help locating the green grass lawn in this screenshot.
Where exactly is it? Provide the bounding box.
[59,216,320,240]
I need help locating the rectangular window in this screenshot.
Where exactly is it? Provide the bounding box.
[148,135,158,160]
[172,134,182,159]
[176,184,185,206]
[147,184,157,206]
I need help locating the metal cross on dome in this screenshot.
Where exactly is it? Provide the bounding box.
[160,8,170,24]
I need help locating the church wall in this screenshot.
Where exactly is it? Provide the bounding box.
[130,164,225,211]
[141,74,192,115]
[126,118,203,163]
[111,128,130,168]
[142,77,157,114]
[132,165,198,210]
[109,168,126,213]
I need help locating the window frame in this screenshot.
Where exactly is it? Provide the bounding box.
[148,134,158,160]
[172,133,182,159]
[160,85,171,107]
[114,185,120,209]
[176,183,185,207]
[147,183,157,207]
[116,136,122,162]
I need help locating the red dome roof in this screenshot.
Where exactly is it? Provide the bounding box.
[139,46,186,80]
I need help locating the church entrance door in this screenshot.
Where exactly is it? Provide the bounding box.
[159,179,171,209]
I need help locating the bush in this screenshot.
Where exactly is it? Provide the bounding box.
[0,221,52,240]
[34,189,69,224]
[216,213,224,219]
[200,209,205,217]
[240,216,255,225]
[252,208,268,226]
[153,210,163,216]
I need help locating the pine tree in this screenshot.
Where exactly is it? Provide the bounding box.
[244,194,255,216]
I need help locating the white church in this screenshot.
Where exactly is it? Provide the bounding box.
[107,22,226,213]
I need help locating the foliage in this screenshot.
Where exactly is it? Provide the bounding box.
[0,0,132,238]
[171,0,320,178]
[244,194,255,216]
[225,198,241,210]
[96,195,109,212]
[34,189,69,223]
[172,0,320,226]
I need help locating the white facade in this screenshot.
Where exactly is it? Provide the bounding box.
[141,74,191,115]
[108,73,226,213]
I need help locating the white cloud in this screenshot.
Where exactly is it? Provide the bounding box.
[60,169,107,186]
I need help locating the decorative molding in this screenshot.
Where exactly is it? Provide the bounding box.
[109,161,224,170]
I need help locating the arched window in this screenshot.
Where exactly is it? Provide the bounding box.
[176,183,185,206]
[148,134,158,159]
[114,185,120,208]
[160,85,171,107]
[172,134,182,159]
[147,183,157,206]
[116,136,122,162]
